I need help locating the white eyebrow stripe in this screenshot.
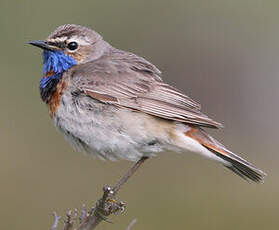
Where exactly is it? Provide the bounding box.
[48,36,91,46]
[68,35,91,45]
[48,36,68,43]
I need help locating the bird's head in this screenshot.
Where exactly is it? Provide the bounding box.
[29,24,110,75]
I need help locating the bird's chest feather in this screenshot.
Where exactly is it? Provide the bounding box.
[48,78,67,117]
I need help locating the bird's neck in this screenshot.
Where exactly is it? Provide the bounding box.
[40,50,77,103]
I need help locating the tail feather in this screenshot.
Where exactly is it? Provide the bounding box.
[185,127,266,183]
[203,145,265,183]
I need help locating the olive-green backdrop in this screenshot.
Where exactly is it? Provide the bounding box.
[0,1,277,229]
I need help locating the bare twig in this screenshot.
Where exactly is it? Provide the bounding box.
[49,188,125,230]
[126,219,137,230]
[50,157,148,230]
[63,210,74,230]
[51,212,61,230]
[79,204,87,223]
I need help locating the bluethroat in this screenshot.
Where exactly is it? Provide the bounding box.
[29,24,266,185]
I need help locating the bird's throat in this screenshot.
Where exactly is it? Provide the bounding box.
[39,50,77,103]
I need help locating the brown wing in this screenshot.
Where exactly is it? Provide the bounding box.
[69,51,223,129]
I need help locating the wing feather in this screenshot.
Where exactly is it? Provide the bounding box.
[68,51,223,129]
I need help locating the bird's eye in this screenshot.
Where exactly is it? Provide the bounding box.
[67,41,78,51]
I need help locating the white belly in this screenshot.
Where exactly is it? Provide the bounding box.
[53,92,172,161]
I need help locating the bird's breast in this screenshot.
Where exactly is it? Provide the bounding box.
[39,69,68,117]
[48,79,67,117]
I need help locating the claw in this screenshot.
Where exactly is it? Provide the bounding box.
[114,201,126,215]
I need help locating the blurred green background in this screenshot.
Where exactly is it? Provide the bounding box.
[0,0,278,229]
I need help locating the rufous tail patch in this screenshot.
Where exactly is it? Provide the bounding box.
[185,127,228,156]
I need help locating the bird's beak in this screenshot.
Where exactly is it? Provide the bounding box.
[28,40,54,51]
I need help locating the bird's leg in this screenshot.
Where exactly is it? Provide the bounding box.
[113,156,149,194]
[87,156,149,225]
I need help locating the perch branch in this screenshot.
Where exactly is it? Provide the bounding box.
[50,157,148,230]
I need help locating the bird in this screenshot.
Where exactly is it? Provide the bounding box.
[29,24,266,185]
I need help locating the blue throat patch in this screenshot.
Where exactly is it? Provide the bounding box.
[40,50,77,102]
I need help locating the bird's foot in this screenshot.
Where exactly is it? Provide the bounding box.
[94,186,126,222]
